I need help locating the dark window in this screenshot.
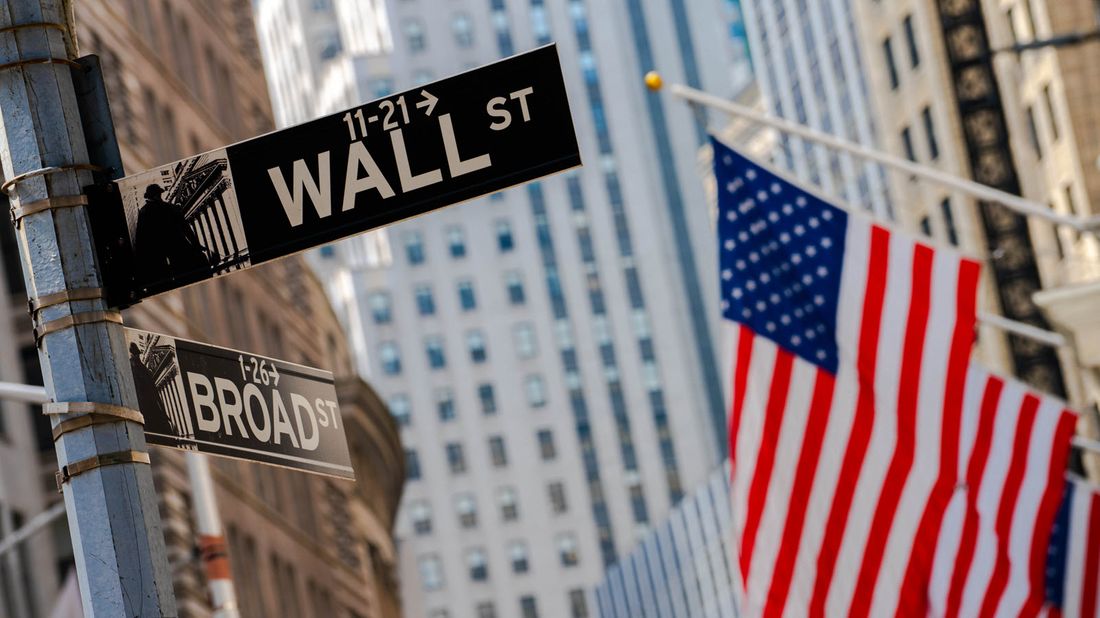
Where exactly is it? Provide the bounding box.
[1043,84,1060,140]
[406,449,421,480]
[940,198,959,246]
[901,126,916,161]
[411,501,432,535]
[557,534,578,567]
[457,494,478,528]
[510,542,529,574]
[921,106,939,160]
[467,331,488,363]
[478,383,497,414]
[368,292,392,324]
[437,389,456,422]
[883,37,899,89]
[903,15,920,67]
[477,602,497,618]
[537,430,556,460]
[426,336,446,369]
[506,272,526,305]
[415,285,436,316]
[499,488,519,521]
[448,226,467,258]
[1026,106,1042,158]
[389,394,411,427]
[446,443,466,474]
[458,280,477,311]
[629,484,648,523]
[453,14,474,47]
[920,216,932,238]
[569,590,589,618]
[548,482,567,514]
[406,232,425,264]
[404,19,427,52]
[380,342,402,375]
[520,595,538,618]
[489,436,508,467]
[497,219,515,252]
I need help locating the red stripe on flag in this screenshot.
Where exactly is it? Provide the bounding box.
[849,243,935,618]
[944,377,1005,618]
[1082,490,1100,618]
[762,370,838,616]
[739,349,795,582]
[896,258,980,617]
[729,324,755,468]
[1023,411,1076,616]
[809,224,891,616]
[977,394,1041,617]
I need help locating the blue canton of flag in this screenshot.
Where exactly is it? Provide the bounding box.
[714,137,847,373]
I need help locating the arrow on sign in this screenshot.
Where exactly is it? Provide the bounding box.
[416,90,438,116]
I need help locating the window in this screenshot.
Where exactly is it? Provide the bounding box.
[537,430,556,460]
[453,14,474,47]
[920,216,932,237]
[404,19,427,52]
[505,272,526,305]
[380,342,402,375]
[903,14,919,67]
[437,388,456,422]
[921,106,939,160]
[557,534,578,567]
[418,555,444,591]
[1065,184,1078,216]
[415,284,436,316]
[319,32,342,60]
[389,394,411,427]
[520,595,538,617]
[456,493,478,528]
[940,198,959,246]
[406,449,421,480]
[489,435,508,467]
[448,226,467,258]
[1007,7,1019,43]
[467,331,488,363]
[569,589,589,618]
[525,375,547,407]
[477,602,497,618]
[1026,106,1042,158]
[405,231,425,264]
[368,292,392,324]
[883,37,899,89]
[1043,84,1060,140]
[446,442,467,474]
[629,483,649,523]
[478,383,497,414]
[510,542,530,573]
[497,219,514,252]
[530,1,551,44]
[458,280,477,311]
[548,482,568,514]
[467,548,489,581]
[413,69,434,85]
[499,487,519,521]
[901,126,916,161]
[426,336,446,369]
[513,323,538,359]
[410,501,432,535]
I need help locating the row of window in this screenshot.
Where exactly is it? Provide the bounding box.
[405,429,552,479]
[426,589,589,618]
[402,221,514,266]
[368,273,525,323]
[418,533,580,591]
[402,13,476,54]
[899,105,939,163]
[380,329,544,375]
[409,480,568,538]
[882,13,920,90]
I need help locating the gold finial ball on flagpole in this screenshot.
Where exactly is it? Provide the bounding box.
[644,71,663,91]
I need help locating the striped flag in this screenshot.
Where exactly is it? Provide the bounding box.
[1045,478,1100,617]
[926,367,1077,617]
[716,138,982,616]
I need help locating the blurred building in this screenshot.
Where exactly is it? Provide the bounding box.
[257,0,753,616]
[593,466,736,618]
[0,1,405,617]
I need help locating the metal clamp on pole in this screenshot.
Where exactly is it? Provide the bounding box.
[0,56,82,74]
[27,286,104,314]
[0,22,67,36]
[44,402,145,442]
[55,450,151,492]
[0,163,104,196]
[33,310,122,346]
[10,194,89,225]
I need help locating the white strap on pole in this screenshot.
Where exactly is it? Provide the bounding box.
[670,83,1100,231]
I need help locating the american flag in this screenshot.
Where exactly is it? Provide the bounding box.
[1045,477,1100,617]
[927,367,1077,616]
[716,137,982,616]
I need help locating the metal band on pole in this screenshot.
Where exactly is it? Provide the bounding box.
[10,194,88,223]
[0,163,104,195]
[55,451,151,491]
[28,286,104,313]
[33,310,122,345]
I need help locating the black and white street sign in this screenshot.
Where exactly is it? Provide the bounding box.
[125,328,355,480]
[94,45,580,306]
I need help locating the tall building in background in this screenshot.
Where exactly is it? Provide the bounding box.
[257,0,752,616]
[0,1,405,616]
[738,0,893,220]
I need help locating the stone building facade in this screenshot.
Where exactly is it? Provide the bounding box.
[0,1,404,616]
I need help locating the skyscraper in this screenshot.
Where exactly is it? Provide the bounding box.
[256,0,752,615]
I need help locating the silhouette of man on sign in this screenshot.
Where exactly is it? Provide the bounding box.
[133,184,211,288]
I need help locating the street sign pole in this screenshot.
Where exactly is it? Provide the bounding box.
[0,2,177,615]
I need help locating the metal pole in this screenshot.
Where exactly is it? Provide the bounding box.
[0,2,177,615]
[186,453,240,618]
[667,83,1100,232]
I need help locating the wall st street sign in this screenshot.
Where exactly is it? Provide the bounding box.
[126,328,354,479]
[92,45,580,306]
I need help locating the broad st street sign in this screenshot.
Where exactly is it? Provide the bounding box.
[93,45,580,306]
[125,328,355,480]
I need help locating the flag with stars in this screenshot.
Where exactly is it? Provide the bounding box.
[716,136,983,616]
[1044,478,1100,617]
